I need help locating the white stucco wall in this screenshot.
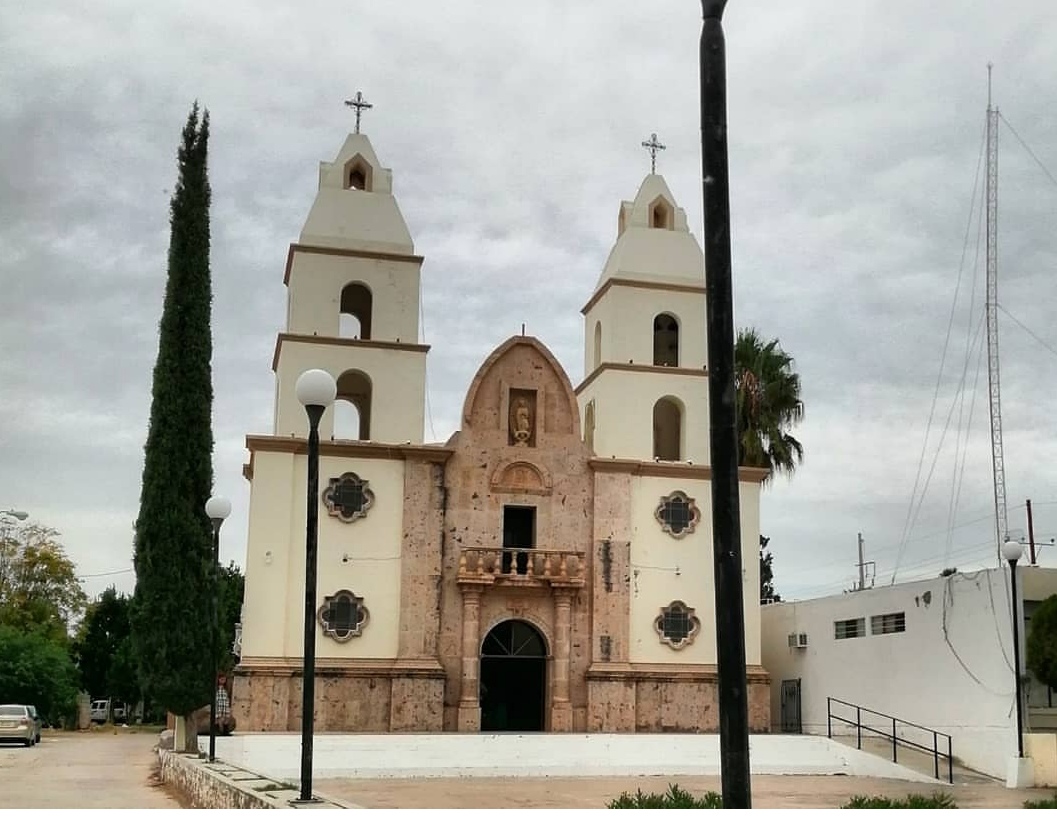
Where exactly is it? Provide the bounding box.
[286,251,421,344]
[578,370,710,464]
[298,133,415,256]
[761,569,1027,778]
[594,175,704,292]
[627,475,761,665]
[274,341,426,444]
[583,285,707,374]
[241,450,405,660]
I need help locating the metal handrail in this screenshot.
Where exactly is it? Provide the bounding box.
[827,696,953,783]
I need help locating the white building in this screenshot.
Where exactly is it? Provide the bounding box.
[761,564,1057,785]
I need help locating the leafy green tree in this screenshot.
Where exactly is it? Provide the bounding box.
[759,535,781,603]
[108,636,142,710]
[130,103,216,751]
[0,522,87,642]
[0,625,80,726]
[734,328,804,482]
[217,562,245,671]
[1027,594,1057,692]
[73,587,130,698]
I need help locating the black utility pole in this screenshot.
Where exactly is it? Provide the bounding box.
[208,520,220,762]
[204,494,230,764]
[299,402,325,802]
[700,0,752,808]
[1003,539,1026,759]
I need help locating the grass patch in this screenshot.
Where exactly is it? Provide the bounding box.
[842,793,957,809]
[1024,794,1057,809]
[608,784,722,809]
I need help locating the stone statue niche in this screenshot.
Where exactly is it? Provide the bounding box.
[508,389,537,448]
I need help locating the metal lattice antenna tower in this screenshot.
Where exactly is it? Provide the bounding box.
[985,63,1009,559]
[344,91,372,134]
[641,133,666,174]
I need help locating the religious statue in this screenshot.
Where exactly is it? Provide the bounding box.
[511,397,533,446]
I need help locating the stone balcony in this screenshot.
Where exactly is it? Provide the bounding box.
[457,546,585,590]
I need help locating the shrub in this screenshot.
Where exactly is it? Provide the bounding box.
[1024,794,1057,809]
[842,792,957,809]
[608,783,722,809]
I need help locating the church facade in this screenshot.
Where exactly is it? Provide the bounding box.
[233,129,771,734]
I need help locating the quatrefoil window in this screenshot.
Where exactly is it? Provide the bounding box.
[654,600,700,650]
[318,590,369,642]
[655,490,700,538]
[322,472,375,522]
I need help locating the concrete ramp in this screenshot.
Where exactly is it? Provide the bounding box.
[204,733,938,783]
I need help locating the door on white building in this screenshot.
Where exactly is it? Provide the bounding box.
[780,678,802,733]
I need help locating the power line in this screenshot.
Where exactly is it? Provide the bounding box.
[77,567,134,579]
[999,112,1057,191]
[894,120,987,579]
[945,306,988,567]
[998,303,1057,360]
[893,313,987,582]
[776,505,1021,585]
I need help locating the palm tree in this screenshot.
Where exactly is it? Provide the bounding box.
[734,327,804,482]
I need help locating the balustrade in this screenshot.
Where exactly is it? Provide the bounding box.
[457,546,584,587]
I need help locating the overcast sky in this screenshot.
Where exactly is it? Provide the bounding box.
[3,1,1056,604]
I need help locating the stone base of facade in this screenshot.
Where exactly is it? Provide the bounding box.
[585,663,771,733]
[235,658,769,734]
[456,701,480,732]
[233,658,446,732]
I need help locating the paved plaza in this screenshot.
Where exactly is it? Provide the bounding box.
[318,772,1049,810]
[0,730,182,809]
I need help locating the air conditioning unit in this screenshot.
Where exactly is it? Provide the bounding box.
[788,632,808,649]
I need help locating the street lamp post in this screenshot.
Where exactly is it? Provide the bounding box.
[205,494,232,763]
[699,0,751,809]
[294,369,336,803]
[1001,538,1026,759]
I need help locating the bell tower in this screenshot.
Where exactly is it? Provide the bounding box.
[272,124,428,444]
[577,168,709,465]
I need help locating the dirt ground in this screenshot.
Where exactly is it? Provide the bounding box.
[318,773,1056,810]
[0,729,182,809]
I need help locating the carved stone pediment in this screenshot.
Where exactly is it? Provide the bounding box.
[489,459,552,496]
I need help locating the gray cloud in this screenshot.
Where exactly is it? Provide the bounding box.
[2,0,1056,603]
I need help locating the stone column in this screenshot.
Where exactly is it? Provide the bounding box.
[552,589,574,732]
[456,586,483,732]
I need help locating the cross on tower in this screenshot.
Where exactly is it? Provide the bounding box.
[344,91,373,134]
[641,132,666,174]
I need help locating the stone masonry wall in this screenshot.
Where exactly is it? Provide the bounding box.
[233,665,444,732]
[438,337,595,730]
[586,668,771,732]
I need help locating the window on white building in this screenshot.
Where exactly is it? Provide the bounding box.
[870,612,906,635]
[834,617,865,640]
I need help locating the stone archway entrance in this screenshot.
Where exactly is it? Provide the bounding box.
[479,619,547,732]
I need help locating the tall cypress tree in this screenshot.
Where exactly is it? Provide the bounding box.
[131,104,215,750]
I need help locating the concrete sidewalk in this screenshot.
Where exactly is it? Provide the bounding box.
[317,773,1051,810]
[831,734,999,785]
